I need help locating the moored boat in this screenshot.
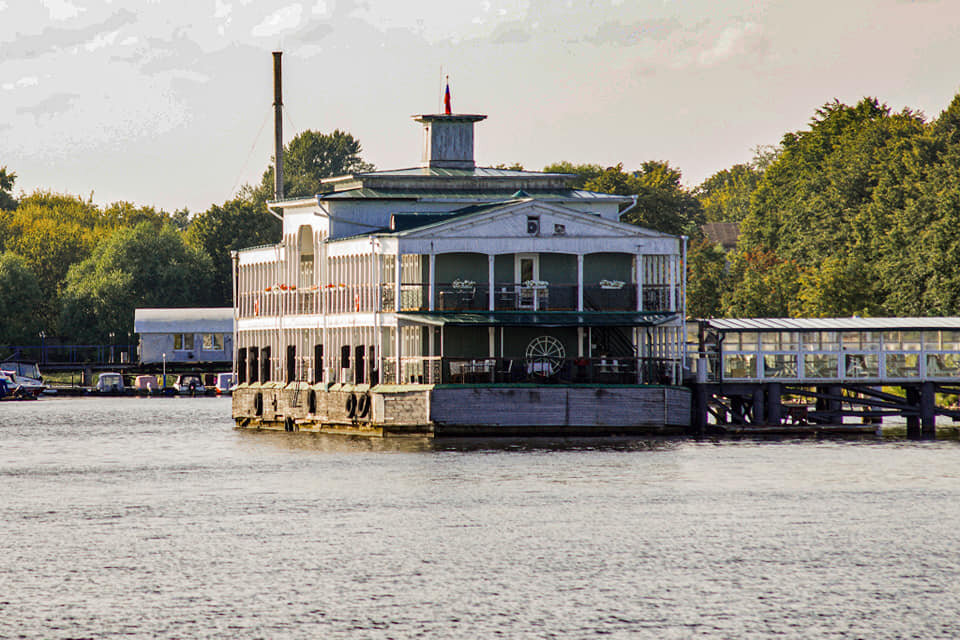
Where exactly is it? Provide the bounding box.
[0,360,47,399]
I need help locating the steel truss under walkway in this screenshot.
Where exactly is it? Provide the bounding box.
[691,381,960,439]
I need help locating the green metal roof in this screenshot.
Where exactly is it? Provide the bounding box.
[388,200,521,234]
[389,213,455,232]
[319,188,628,202]
[706,317,960,332]
[353,166,569,178]
[327,200,525,241]
[397,311,678,327]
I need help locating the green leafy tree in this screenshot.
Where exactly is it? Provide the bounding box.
[686,239,728,318]
[0,252,45,345]
[877,97,960,315]
[695,162,764,223]
[0,167,17,211]
[0,194,106,326]
[59,222,214,343]
[256,129,375,202]
[170,207,191,231]
[0,192,179,326]
[727,97,927,316]
[722,249,802,317]
[585,162,702,236]
[542,162,603,188]
[187,196,281,306]
[100,201,169,229]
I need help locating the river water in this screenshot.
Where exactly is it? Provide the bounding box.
[2,396,960,638]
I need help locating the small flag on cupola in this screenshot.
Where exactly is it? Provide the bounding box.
[444,76,452,115]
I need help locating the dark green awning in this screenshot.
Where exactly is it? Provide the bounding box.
[397,311,678,327]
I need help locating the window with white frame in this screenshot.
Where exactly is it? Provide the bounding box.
[174,333,195,350]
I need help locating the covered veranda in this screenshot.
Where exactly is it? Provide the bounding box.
[389,310,684,386]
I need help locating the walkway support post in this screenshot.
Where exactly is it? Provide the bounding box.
[920,381,937,439]
[752,386,765,425]
[767,383,782,426]
[905,385,921,439]
[691,383,708,436]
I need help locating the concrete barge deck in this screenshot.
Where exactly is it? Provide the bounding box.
[232,382,692,437]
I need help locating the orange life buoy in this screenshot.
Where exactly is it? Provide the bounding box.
[254,299,260,316]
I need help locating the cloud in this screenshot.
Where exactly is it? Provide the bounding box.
[489,21,530,45]
[84,28,121,52]
[2,76,40,90]
[16,92,79,117]
[41,0,84,21]
[697,22,768,67]
[110,26,209,77]
[214,0,233,19]
[294,20,334,43]
[587,18,681,46]
[252,4,304,38]
[0,9,137,60]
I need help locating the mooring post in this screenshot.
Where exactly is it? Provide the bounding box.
[767,382,782,426]
[827,385,842,414]
[752,385,765,425]
[920,381,936,439]
[693,383,708,436]
[905,385,921,439]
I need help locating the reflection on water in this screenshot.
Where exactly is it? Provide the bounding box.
[238,430,687,455]
[3,397,960,638]
[236,429,438,454]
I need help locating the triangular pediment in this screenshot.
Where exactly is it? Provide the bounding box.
[397,199,669,240]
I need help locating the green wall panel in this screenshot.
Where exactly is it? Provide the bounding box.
[584,252,632,283]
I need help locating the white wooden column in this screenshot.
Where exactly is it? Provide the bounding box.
[488,254,495,311]
[356,253,362,312]
[395,253,402,313]
[368,249,374,312]
[636,252,644,312]
[394,252,403,384]
[395,324,402,384]
[669,254,677,312]
[576,254,584,312]
[428,253,436,311]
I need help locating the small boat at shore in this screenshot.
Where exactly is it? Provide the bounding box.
[0,360,47,399]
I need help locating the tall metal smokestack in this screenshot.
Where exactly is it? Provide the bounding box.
[272,51,284,201]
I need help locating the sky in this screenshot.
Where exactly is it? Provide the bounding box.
[2,0,959,214]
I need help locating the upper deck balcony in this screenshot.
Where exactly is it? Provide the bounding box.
[236,249,683,318]
[386,280,674,312]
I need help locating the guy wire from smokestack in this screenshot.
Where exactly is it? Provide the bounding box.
[273,51,284,201]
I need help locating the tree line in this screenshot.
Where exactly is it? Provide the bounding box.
[0,130,368,346]
[4,91,960,347]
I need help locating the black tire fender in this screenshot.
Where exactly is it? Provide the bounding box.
[345,393,358,418]
[357,393,371,418]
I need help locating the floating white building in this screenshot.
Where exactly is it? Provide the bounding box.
[231,110,691,435]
